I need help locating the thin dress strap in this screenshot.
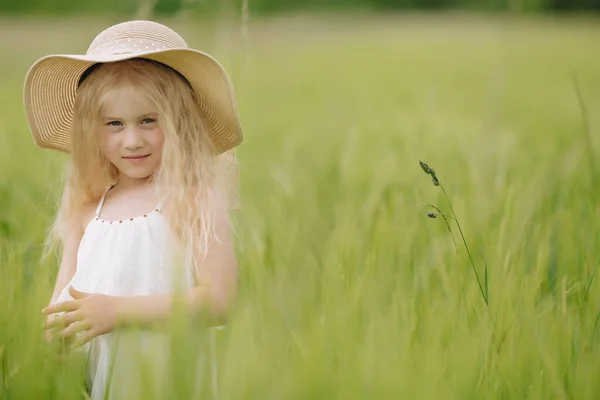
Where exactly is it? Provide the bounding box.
[94,186,113,217]
[155,197,165,212]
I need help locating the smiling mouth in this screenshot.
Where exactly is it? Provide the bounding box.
[123,155,150,160]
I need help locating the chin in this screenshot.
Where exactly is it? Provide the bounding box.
[131,172,155,180]
[126,173,154,180]
[117,166,157,180]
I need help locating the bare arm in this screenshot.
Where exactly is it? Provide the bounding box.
[47,204,94,304]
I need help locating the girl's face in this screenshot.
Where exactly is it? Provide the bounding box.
[100,85,164,183]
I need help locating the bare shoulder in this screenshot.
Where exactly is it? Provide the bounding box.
[78,200,98,234]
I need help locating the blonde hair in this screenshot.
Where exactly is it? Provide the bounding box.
[48,58,229,274]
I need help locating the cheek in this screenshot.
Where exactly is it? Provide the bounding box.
[151,128,165,151]
[100,132,119,159]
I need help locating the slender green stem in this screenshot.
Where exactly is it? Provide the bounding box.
[439,184,488,306]
[0,345,5,397]
[425,204,458,254]
[484,256,489,306]
[592,311,600,351]
[582,256,600,304]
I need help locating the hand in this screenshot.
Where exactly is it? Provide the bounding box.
[43,286,123,348]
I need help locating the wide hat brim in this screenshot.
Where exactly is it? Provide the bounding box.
[23,48,243,154]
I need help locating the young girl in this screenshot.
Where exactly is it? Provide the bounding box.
[23,20,243,398]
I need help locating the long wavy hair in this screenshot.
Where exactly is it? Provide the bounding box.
[47,58,231,277]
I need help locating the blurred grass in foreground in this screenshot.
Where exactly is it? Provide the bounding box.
[1,13,600,399]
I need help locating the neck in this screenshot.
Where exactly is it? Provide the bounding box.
[116,175,153,190]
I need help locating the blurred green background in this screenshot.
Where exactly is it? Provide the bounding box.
[1,0,600,398]
[1,0,599,14]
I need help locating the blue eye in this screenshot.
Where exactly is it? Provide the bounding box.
[107,121,122,127]
[142,118,156,124]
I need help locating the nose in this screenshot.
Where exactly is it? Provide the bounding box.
[122,126,144,150]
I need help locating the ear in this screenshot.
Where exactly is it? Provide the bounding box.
[69,286,89,299]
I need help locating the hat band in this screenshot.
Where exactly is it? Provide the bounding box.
[77,58,194,91]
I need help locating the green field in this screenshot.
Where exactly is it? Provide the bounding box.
[1,13,600,399]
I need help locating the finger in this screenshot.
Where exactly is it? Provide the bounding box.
[45,318,63,330]
[44,329,55,343]
[71,328,100,349]
[45,313,67,329]
[43,300,80,315]
[56,321,90,339]
[68,286,89,299]
[45,311,82,329]
[43,312,59,328]
[45,313,68,330]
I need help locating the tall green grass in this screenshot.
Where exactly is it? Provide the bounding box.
[1,14,599,399]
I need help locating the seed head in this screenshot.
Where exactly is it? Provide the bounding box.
[419,161,433,175]
[419,160,440,187]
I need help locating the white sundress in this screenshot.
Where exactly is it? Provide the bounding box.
[52,188,220,399]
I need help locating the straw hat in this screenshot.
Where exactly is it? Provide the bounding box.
[23,20,243,154]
